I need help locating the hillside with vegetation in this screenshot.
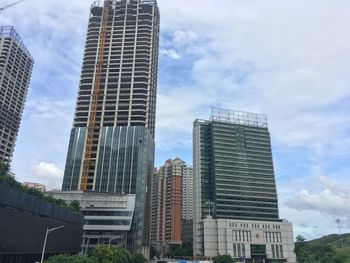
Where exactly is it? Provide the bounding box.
[295,234,350,263]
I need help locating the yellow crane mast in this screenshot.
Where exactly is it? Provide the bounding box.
[81,0,110,191]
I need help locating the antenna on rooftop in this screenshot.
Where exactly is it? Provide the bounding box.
[0,0,26,13]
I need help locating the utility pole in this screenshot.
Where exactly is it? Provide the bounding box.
[335,219,344,249]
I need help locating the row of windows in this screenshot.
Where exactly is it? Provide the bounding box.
[264,232,282,243]
[233,230,252,242]
[85,219,131,226]
[272,244,284,259]
[232,243,245,258]
[82,210,132,217]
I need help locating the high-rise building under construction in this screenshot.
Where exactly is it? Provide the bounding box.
[61,0,159,253]
[0,26,33,163]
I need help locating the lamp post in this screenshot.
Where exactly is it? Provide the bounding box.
[40,226,64,263]
[109,236,119,248]
[205,200,214,218]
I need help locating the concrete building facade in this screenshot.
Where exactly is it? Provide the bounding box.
[61,0,159,253]
[151,158,193,248]
[0,26,33,163]
[201,218,295,263]
[22,182,46,192]
[193,108,296,262]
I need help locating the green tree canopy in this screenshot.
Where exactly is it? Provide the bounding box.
[131,252,147,263]
[90,245,132,263]
[213,254,235,263]
[69,200,81,212]
[45,254,94,263]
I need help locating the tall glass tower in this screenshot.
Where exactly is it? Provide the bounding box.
[61,0,159,252]
[0,26,33,163]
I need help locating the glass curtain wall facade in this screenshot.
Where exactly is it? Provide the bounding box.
[62,0,159,253]
[193,108,280,256]
[0,26,33,163]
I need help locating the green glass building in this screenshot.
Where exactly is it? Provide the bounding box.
[193,108,280,256]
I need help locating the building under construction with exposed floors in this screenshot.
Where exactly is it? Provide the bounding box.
[61,0,159,254]
[0,26,33,163]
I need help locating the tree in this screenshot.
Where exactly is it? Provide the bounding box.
[164,243,192,258]
[131,252,147,263]
[45,254,94,263]
[90,245,115,263]
[69,200,81,212]
[90,245,132,263]
[213,255,235,263]
[309,244,336,262]
[294,235,313,263]
[150,246,159,259]
[112,248,132,263]
[0,161,9,176]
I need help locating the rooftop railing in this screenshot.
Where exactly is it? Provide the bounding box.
[0,26,32,59]
[210,107,268,128]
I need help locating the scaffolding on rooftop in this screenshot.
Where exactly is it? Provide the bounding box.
[210,107,268,128]
[92,0,157,6]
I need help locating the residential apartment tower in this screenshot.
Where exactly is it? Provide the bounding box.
[150,158,193,248]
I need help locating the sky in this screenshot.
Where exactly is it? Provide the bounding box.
[1,0,350,240]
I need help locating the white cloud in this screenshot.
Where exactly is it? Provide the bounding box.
[283,175,350,230]
[1,0,349,239]
[160,49,181,59]
[31,162,64,190]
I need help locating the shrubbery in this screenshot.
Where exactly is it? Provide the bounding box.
[45,246,147,263]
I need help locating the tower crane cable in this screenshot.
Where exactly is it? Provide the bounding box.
[0,0,26,11]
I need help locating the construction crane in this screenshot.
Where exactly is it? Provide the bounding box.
[0,0,26,12]
[80,0,110,191]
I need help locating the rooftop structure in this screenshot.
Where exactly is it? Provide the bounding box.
[210,107,268,128]
[0,26,32,59]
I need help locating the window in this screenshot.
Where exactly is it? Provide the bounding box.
[280,245,284,258]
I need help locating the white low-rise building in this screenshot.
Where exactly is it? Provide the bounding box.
[200,217,296,263]
[48,191,135,254]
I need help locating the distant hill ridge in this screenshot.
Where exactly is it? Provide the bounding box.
[308,233,350,249]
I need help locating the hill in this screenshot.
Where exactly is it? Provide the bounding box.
[308,233,350,249]
[295,233,350,263]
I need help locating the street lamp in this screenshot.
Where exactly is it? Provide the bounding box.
[109,236,119,248]
[205,200,214,218]
[40,226,64,263]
